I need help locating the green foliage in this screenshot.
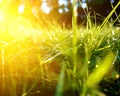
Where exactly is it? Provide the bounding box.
[0,1,120,96]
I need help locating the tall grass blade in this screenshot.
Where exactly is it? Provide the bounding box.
[86,52,116,88]
[55,63,66,96]
[71,1,79,95]
[72,0,78,74]
[100,1,120,28]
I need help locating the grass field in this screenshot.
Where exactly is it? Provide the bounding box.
[0,1,120,96]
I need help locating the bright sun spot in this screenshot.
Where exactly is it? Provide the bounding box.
[41,2,50,14]
[18,4,25,14]
[81,3,87,9]
[0,0,43,41]
[9,16,33,40]
[58,0,68,6]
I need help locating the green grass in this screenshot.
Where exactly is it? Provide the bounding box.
[0,1,120,96]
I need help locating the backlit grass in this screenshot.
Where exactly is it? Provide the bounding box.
[0,0,120,96]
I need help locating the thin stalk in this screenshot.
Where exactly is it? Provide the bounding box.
[72,0,78,95]
[100,1,120,28]
[72,0,78,75]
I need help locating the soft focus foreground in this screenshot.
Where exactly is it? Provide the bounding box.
[0,0,120,96]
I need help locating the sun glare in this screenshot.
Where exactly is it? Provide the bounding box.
[0,0,43,41]
[0,1,43,84]
[8,16,33,40]
[41,1,50,14]
[18,4,25,14]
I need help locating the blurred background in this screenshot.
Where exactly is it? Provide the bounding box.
[0,0,120,28]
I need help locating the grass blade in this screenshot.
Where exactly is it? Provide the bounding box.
[86,52,116,88]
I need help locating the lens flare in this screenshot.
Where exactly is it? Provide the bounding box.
[0,0,43,41]
[8,16,33,40]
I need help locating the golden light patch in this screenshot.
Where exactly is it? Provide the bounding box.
[115,74,119,79]
[8,16,33,40]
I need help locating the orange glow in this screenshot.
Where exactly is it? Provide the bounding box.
[0,2,45,92]
[0,0,45,72]
[0,0,44,41]
[0,2,47,80]
[0,0,47,71]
